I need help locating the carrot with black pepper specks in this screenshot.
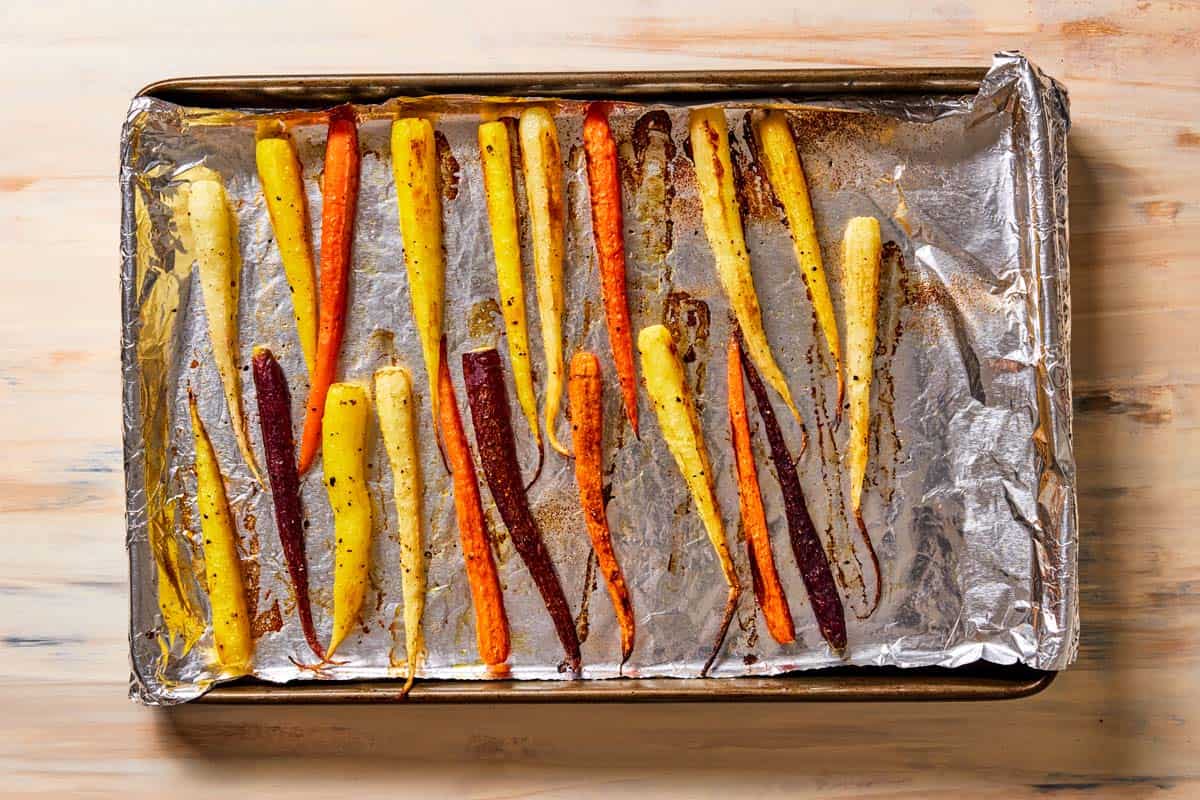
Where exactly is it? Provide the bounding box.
[187,389,253,675]
[251,346,324,661]
[323,382,372,659]
[518,107,570,456]
[392,118,447,457]
[298,107,360,474]
[256,135,319,377]
[689,108,801,423]
[753,111,844,420]
[843,216,884,616]
[639,324,740,676]
[727,336,795,646]
[479,120,542,478]
[437,341,510,671]
[737,328,847,652]
[374,366,426,694]
[464,348,581,674]
[583,103,639,438]
[568,352,635,665]
[188,172,263,485]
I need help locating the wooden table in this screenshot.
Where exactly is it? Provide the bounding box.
[3,1,1196,796]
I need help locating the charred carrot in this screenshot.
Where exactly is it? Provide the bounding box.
[323,382,372,658]
[463,348,582,674]
[298,107,360,474]
[583,103,639,438]
[727,335,795,645]
[251,346,323,661]
[188,173,263,484]
[843,216,884,615]
[437,342,510,670]
[568,352,635,664]
[392,118,446,453]
[638,324,740,675]
[187,390,252,675]
[689,108,800,421]
[754,111,844,418]
[518,107,569,456]
[374,366,426,694]
[479,121,542,473]
[737,329,847,651]
[256,134,319,377]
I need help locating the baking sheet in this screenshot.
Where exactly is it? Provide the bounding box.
[122,53,1076,705]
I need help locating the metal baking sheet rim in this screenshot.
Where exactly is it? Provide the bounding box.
[126,54,1073,704]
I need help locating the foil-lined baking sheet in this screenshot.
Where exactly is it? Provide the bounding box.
[122,53,1076,705]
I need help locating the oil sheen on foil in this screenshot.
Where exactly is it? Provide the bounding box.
[121,53,1076,704]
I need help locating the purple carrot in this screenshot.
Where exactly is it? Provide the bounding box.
[251,346,324,660]
[462,347,582,674]
[735,330,848,651]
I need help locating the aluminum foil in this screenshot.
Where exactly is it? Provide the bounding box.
[122,53,1077,705]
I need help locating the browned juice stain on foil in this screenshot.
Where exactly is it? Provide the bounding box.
[663,291,711,395]
[628,110,676,285]
[434,131,460,200]
[731,111,781,222]
[241,511,262,634]
[252,599,283,637]
[468,297,502,339]
[575,550,598,645]
[872,242,907,505]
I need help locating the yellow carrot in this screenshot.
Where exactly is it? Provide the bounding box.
[188,176,263,484]
[391,118,445,448]
[754,111,844,416]
[843,216,883,615]
[188,390,252,675]
[479,121,541,454]
[518,107,570,456]
[688,108,800,421]
[374,366,426,694]
[256,135,319,377]
[323,382,373,658]
[638,324,740,675]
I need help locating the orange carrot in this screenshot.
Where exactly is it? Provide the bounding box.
[727,336,795,645]
[298,106,359,474]
[583,103,639,438]
[568,352,636,665]
[437,339,511,670]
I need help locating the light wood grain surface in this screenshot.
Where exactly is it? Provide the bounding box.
[2,0,1197,796]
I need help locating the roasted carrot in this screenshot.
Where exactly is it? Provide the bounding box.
[727,336,795,645]
[638,324,740,675]
[689,108,800,421]
[374,366,426,694]
[187,174,263,484]
[737,329,847,651]
[437,341,511,670]
[583,103,639,438]
[256,135,319,377]
[251,347,323,661]
[323,382,373,658]
[298,107,360,475]
[187,390,253,675]
[568,352,636,665]
[479,121,542,475]
[843,216,884,616]
[464,348,582,674]
[392,117,446,454]
[518,107,569,456]
[754,111,844,418]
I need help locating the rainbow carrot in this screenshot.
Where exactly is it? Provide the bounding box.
[568,352,636,664]
[583,103,639,437]
[298,107,360,474]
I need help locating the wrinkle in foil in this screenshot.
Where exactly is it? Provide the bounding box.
[121,53,1076,705]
